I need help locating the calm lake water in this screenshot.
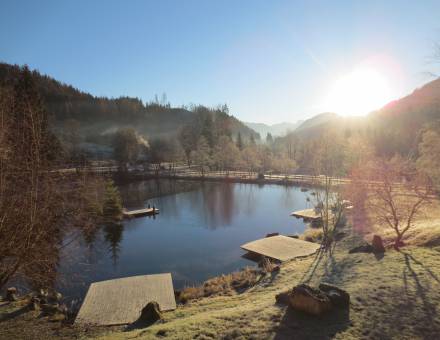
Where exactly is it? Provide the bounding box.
[59,179,313,303]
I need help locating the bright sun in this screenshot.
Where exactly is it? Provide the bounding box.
[325,67,394,116]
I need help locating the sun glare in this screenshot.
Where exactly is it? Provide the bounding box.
[325,67,394,116]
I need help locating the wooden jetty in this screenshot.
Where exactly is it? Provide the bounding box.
[241,235,320,262]
[123,207,159,218]
[75,273,176,326]
[290,208,322,221]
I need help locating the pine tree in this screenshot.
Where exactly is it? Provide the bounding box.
[102,180,123,221]
[236,132,244,150]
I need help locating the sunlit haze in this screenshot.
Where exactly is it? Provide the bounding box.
[325,67,395,116]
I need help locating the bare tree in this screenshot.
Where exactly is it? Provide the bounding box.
[362,157,433,249]
[309,133,346,250]
[0,67,105,290]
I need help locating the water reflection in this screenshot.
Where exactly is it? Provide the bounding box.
[103,223,123,267]
[59,179,314,302]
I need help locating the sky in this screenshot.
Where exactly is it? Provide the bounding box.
[1,0,440,124]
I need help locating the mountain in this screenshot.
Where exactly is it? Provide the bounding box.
[245,121,302,137]
[279,78,440,157]
[294,112,339,133]
[0,63,258,142]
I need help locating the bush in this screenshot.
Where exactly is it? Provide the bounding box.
[301,228,324,243]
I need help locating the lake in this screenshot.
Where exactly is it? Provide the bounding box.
[59,179,313,304]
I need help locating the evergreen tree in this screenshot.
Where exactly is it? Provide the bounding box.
[236,132,244,150]
[102,180,123,221]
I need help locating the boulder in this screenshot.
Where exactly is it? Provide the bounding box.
[138,301,163,324]
[319,283,350,308]
[29,297,41,311]
[41,303,60,315]
[289,284,331,316]
[37,289,49,304]
[372,235,385,253]
[47,291,63,304]
[6,287,18,301]
[49,312,66,322]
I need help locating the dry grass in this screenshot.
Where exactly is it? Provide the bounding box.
[90,222,440,340]
[3,202,440,340]
[300,228,323,243]
[365,197,440,248]
[178,267,260,303]
[0,297,106,340]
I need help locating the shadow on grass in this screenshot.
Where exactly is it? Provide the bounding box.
[124,318,160,331]
[401,251,440,338]
[300,248,325,284]
[274,306,350,340]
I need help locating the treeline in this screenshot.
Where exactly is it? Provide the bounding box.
[0,62,258,144]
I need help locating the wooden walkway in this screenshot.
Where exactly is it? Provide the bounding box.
[241,235,320,262]
[75,273,176,326]
[123,207,159,218]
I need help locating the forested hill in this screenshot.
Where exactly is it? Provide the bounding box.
[279,77,440,158]
[0,63,258,141]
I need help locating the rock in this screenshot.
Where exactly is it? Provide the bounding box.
[37,289,49,304]
[6,287,18,301]
[275,290,290,305]
[289,234,299,239]
[41,303,60,315]
[372,235,385,253]
[48,291,63,304]
[289,284,331,316]
[29,297,41,311]
[49,312,66,322]
[348,243,374,254]
[138,301,163,324]
[319,283,350,308]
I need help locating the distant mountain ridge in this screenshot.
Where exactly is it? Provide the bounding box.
[245,121,303,137]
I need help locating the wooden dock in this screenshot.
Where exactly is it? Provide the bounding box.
[290,208,321,221]
[75,273,176,326]
[123,207,159,218]
[241,235,320,262]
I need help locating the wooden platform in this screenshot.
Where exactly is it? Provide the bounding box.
[290,208,321,220]
[241,235,320,262]
[123,207,159,218]
[75,274,176,326]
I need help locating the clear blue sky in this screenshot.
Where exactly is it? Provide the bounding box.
[1,0,439,123]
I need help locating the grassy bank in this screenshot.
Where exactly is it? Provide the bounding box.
[2,204,440,339]
[90,209,440,339]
